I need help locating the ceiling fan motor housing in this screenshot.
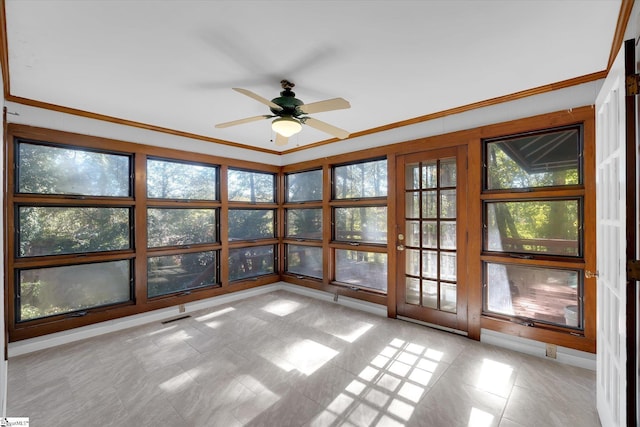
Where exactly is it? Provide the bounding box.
[270,89,304,117]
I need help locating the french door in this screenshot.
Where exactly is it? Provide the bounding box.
[395,146,468,332]
[595,38,638,427]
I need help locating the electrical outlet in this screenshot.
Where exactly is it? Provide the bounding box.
[178,304,186,313]
[545,343,557,359]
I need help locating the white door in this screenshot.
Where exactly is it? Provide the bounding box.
[595,43,628,427]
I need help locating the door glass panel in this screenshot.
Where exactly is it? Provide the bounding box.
[406,277,420,305]
[440,190,456,218]
[406,249,420,277]
[406,164,420,190]
[440,222,456,249]
[422,280,438,308]
[440,158,457,187]
[403,156,457,313]
[440,253,456,281]
[406,221,420,247]
[440,283,457,313]
[422,250,438,279]
[423,191,437,218]
[422,162,437,189]
[406,193,420,218]
[422,221,437,248]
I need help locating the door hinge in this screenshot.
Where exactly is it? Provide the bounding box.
[627,260,640,281]
[626,73,640,96]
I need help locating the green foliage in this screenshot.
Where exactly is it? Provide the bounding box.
[228,169,275,202]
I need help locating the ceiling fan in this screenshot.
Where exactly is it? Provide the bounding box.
[215,80,351,146]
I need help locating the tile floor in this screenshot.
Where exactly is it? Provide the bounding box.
[7,290,600,427]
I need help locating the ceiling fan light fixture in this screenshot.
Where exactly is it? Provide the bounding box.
[272,117,302,137]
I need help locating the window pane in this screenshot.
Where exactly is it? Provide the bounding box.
[147,159,217,200]
[148,208,216,248]
[17,142,130,197]
[286,170,322,202]
[423,191,437,218]
[18,207,130,257]
[229,245,275,281]
[286,209,322,240]
[334,159,387,199]
[485,200,580,256]
[335,250,387,292]
[406,192,420,219]
[422,280,438,309]
[440,283,457,313]
[18,261,131,322]
[440,189,456,218]
[485,126,581,190]
[440,221,456,250]
[440,158,457,187]
[228,169,275,203]
[422,221,437,248]
[406,277,420,305]
[228,209,275,241]
[484,263,581,329]
[334,207,387,244]
[286,244,322,279]
[147,251,217,298]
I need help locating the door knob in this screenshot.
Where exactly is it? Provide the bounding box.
[397,244,405,251]
[585,270,599,279]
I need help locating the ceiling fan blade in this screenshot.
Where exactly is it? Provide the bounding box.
[274,133,289,146]
[233,88,283,111]
[215,115,271,128]
[303,117,350,139]
[298,98,350,114]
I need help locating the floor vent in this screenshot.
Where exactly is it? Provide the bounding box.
[161,315,191,324]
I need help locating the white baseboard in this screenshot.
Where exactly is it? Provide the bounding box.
[8,283,284,357]
[7,282,596,372]
[8,282,387,357]
[481,328,596,370]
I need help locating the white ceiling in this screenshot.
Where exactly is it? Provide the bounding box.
[4,0,622,153]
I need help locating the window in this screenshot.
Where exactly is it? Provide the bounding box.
[146,158,220,299]
[333,159,387,199]
[286,244,322,279]
[228,169,275,203]
[18,261,132,322]
[335,250,388,292]
[482,125,585,331]
[334,207,387,244]
[12,140,135,325]
[228,209,275,241]
[229,245,275,281]
[283,169,324,280]
[147,158,217,200]
[148,251,217,298]
[331,158,388,293]
[285,209,322,240]
[286,169,322,202]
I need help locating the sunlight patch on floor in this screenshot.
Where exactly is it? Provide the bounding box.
[309,337,442,425]
[476,358,515,396]
[261,299,303,317]
[468,406,495,427]
[194,306,235,321]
